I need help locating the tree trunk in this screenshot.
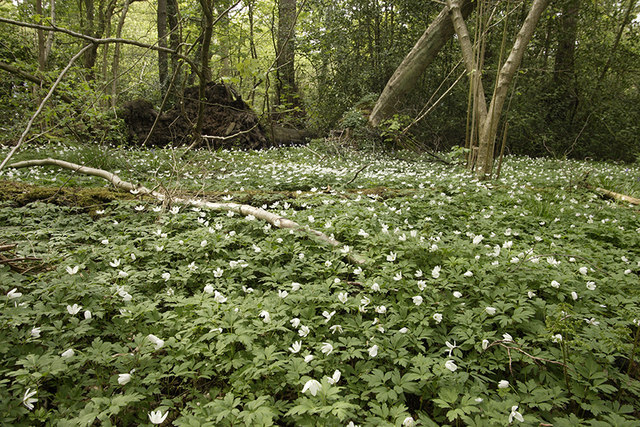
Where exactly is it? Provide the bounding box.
[83,0,97,73]
[36,0,46,71]
[192,0,214,145]
[475,0,550,178]
[276,0,299,109]
[157,0,169,91]
[368,0,475,127]
[217,0,233,78]
[598,0,637,83]
[44,0,56,66]
[167,0,182,103]
[552,0,580,123]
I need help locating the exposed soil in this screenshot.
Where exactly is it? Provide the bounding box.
[120,83,270,149]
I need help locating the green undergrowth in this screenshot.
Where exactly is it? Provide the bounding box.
[1,143,640,426]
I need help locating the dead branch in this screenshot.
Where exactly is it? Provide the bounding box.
[7,158,366,264]
[345,164,369,186]
[591,186,640,206]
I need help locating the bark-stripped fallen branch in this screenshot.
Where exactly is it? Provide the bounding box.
[579,172,640,206]
[7,158,366,264]
[591,186,640,206]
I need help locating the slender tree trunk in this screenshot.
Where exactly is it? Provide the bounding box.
[448,0,549,179]
[248,0,258,104]
[276,0,299,109]
[553,0,580,123]
[158,0,169,92]
[476,0,550,178]
[167,0,182,103]
[598,0,637,83]
[36,0,46,71]
[83,0,96,73]
[217,0,233,78]
[44,0,55,66]
[192,0,214,145]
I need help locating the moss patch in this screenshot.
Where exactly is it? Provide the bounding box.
[0,180,135,208]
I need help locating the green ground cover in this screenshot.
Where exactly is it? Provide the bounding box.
[1,143,640,426]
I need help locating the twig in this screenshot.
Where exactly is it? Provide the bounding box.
[345,164,369,186]
[0,257,42,264]
[201,123,259,141]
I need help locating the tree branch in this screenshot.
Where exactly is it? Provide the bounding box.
[0,61,73,103]
[0,44,92,171]
[7,158,367,264]
[0,17,201,79]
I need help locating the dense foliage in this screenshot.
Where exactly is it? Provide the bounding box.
[1,143,639,425]
[1,0,639,159]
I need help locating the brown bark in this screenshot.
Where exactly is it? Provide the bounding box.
[368,0,475,127]
[111,0,132,108]
[192,0,215,146]
[552,0,580,123]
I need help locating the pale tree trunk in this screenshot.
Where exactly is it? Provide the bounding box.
[44,0,55,66]
[477,0,549,178]
[368,0,475,127]
[448,0,550,179]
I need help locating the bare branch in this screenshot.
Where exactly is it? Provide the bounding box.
[7,158,367,264]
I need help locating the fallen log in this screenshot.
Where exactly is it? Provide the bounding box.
[7,158,366,264]
[591,186,640,206]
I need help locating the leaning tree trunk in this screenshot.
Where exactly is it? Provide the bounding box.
[447,0,549,179]
[368,0,475,127]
